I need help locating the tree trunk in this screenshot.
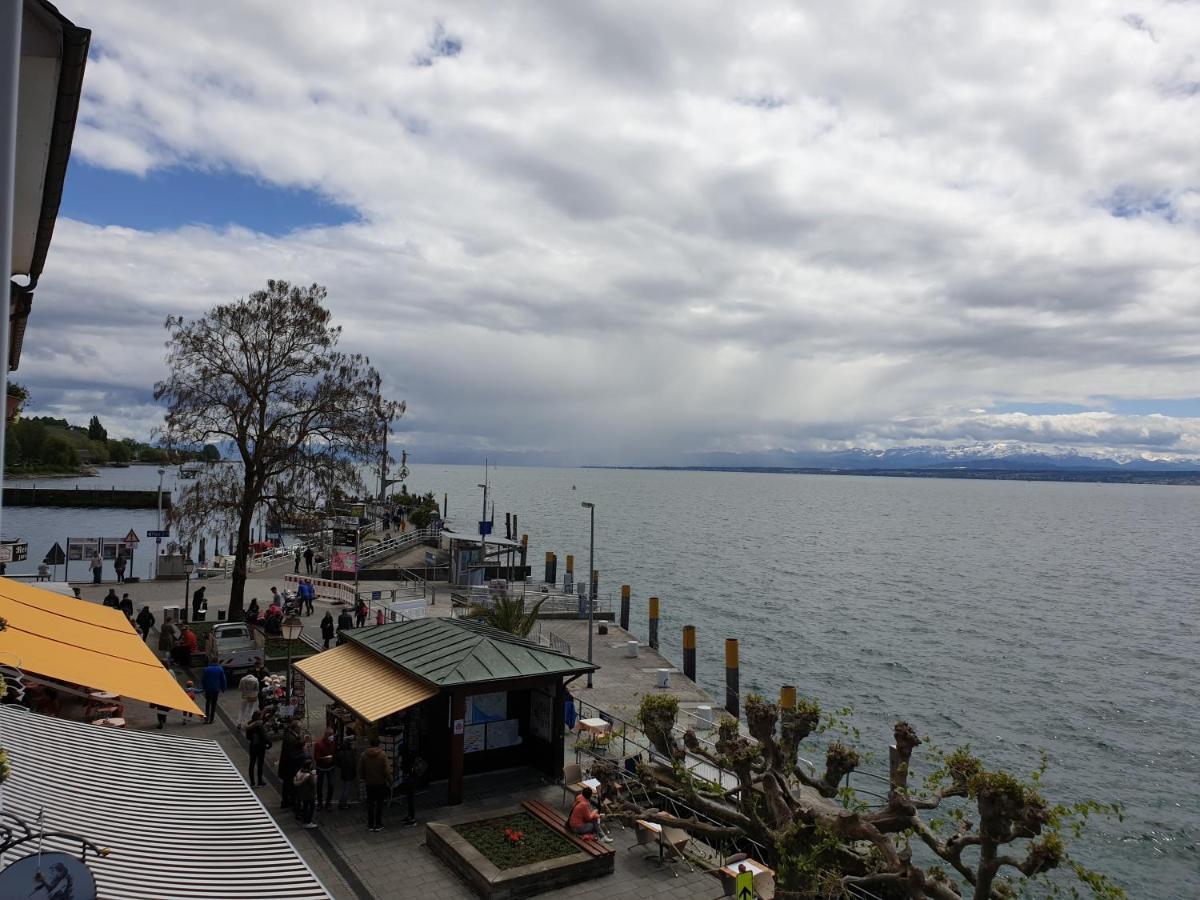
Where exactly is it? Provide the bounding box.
[228,481,257,620]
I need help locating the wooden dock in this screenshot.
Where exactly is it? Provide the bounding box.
[1,487,171,509]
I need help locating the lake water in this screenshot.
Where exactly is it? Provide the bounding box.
[4,462,1197,894]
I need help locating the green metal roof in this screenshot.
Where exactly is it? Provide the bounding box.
[346,618,597,688]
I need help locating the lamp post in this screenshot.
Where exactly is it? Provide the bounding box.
[282,615,304,699]
[182,559,194,624]
[152,466,165,579]
[581,501,595,688]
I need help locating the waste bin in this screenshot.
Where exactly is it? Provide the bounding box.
[162,605,180,624]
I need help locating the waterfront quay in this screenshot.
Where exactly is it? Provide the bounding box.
[63,558,728,899]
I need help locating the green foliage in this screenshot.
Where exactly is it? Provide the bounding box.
[42,436,78,467]
[139,446,168,463]
[6,381,28,401]
[88,440,109,464]
[468,592,547,637]
[87,415,107,441]
[455,812,577,870]
[395,488,439,527]
[639,693,679,724]
[108,439,132,463]
[200,443,221,462]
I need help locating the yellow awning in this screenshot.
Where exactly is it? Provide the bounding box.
[0,579,202,715]
[294,642,437,722]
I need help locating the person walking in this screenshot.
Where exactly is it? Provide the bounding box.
[336,739,358,809]
[200,661,226,724]
[375,607,385,627]
[359,735,392,832]
[151,702,168,729]
[303,546,314,574]
[102,588,120,609]
[294,758,318,829]
[354,599,368,629]
[336,609,353,646]
[313,727,336,810]
[294,545,302,574]
[300,580,315,616]
[90,553,103,584]
[250,658,269,705]
[246,710,270,786]
[320,612,335,650]
[237,670,259,728]
[119,593,134,622]
[135,605,155,640]
[114,553,126,584]
[278,720,306,809]
[401,752,423,828]
[192,586,207,621]
[158,616,180,663]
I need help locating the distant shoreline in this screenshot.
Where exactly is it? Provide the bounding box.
[584,465,1200,486]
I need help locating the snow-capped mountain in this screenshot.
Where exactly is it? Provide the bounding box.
[683,443,1200,471]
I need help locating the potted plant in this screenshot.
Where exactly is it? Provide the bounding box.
[6,382,28,423]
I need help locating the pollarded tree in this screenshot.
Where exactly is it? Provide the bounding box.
[607,693,1124,900]
[155,280,404,619]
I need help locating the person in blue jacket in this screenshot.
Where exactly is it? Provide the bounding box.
[201,662,227,724]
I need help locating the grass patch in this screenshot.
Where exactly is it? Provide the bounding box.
[263,637,315,658]
[454,812,577,870]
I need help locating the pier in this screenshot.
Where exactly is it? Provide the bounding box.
[2,486,171,509]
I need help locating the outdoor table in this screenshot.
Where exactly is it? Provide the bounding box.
[636,819,665,865]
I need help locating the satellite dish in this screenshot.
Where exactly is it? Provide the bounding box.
[0,851,97,900]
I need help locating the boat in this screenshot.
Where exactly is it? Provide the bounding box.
[177,462,203,480]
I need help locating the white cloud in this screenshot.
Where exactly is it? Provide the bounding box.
[23,0,1200,462]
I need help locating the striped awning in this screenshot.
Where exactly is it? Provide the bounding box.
[294,642,438,722]
[0,707,330,898]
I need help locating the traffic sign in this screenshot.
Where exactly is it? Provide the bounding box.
[44,542,66,566]
[146,529,169,538]
[478,520,492,536]
[735,870,754,900]
[123,529,140,544]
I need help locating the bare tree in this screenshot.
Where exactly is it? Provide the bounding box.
[155,280,403,619]
[606,693,1124,900]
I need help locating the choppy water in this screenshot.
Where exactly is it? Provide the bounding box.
[409,464,1199,897]
[5,463,1197,894]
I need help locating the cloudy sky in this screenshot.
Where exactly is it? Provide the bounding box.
[20,1,1200,464]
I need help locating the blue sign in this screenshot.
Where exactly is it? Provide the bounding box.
[371,590,381,602]
[478,521,493,536]
[146,529,170,538]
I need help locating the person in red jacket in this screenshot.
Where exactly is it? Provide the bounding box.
[567,787,612,842]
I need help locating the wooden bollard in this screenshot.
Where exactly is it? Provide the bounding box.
[544,551,555,584]
[648,596,660,650]
[725,638,740,718]
[619,585,630,631]
[565,554,574,575]
[780,684,797,710]
[682,625,696,682]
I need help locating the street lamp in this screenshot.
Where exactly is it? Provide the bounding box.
[153,467,165,580]
[282,615,304,699]
[581,501,595,688]
[182,560,195,624]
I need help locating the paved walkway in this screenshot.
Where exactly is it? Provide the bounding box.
[191,679,715,900]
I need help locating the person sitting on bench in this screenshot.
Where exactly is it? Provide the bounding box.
[568,787,613,843]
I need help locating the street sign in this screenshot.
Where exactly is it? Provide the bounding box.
[0,541,28,563]
[735,870,754,900]
[123,529,140,544]
[146,529,169,538]
[478,520,492,536]
[44,542,66,566]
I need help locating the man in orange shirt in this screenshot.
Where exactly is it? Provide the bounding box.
[568,787,612,842]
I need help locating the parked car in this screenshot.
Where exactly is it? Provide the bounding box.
[204,622,259,678]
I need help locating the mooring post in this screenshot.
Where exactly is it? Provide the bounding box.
[683,625,696,682]
[725,638,740,718]
[648,596,660,650]
[780,684,797,711]
[619,584,630,631]
[564,554,574,591]
[544,551,555,584]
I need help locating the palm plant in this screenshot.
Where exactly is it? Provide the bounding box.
[468,591,549,638]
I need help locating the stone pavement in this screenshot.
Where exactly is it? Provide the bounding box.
[194,681,717,900]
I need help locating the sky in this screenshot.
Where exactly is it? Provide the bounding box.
[18,1,1200,465]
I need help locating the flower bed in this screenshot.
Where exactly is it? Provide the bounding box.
[454,813,576,871]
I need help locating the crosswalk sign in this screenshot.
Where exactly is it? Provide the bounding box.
[735,870,755,900]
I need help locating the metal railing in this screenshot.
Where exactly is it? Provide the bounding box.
[356,526,436,567]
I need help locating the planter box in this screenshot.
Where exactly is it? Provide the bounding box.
[426,808,613,900]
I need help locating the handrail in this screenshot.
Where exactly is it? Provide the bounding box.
[282,573,354,605]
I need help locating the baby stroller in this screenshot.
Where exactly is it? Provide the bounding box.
[282,590,303,617]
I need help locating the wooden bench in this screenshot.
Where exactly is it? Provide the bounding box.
[522,799,616,859]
